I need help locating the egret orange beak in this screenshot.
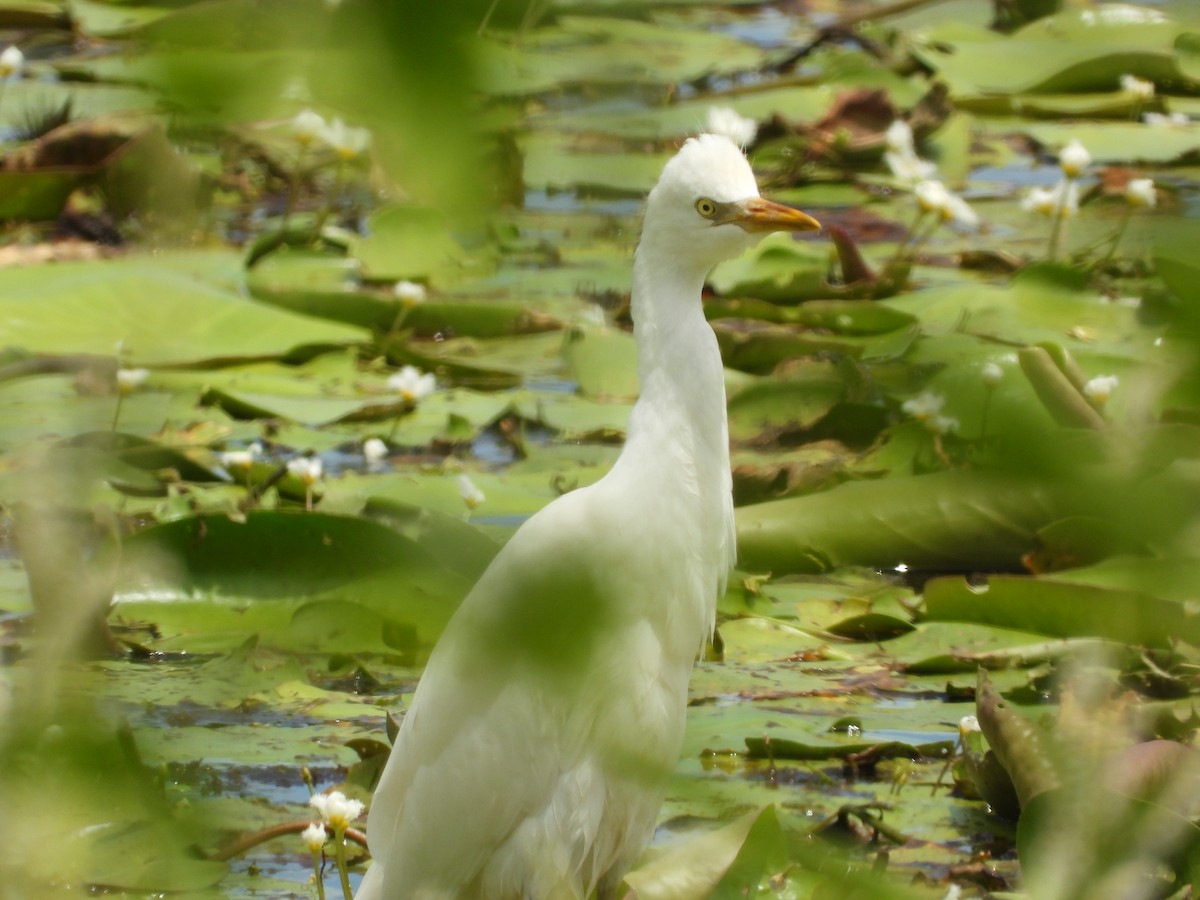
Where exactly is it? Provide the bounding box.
[731,198,821,234]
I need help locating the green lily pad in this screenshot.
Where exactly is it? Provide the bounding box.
[913,7,1196,97]
[726,360,846,444]
[476,15,765,95]
[736,471,1065,575]
[349,204,478,283]
[522,131,670,195]
[562,325,639,399]
[0,252,361,365]
[112,511,473,652]
[625,806,782,900]
[709,233,829,303]
[544,85,835,141]
[925,569,1200,647]
[1020,121,1200,165]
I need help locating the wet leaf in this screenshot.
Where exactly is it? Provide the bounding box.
[112,511,473,652]
[624,806,782,900]
[0,252,361,365]
[349,204,476,283]
[975,670,1060,810]
[726,360,846,444]
[736,471,1065,575]
[709,233,829,303]
[562,325,639,399]
[477,16,765,95]
[925,571,1200,647]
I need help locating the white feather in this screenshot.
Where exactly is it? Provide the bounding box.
[359,134,817,900]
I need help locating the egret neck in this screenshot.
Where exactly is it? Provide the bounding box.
[619,242,733,645]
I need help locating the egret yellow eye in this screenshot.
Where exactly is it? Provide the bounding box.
[695,198,718,219]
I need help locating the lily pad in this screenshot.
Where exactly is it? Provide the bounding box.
[925,570,1200,647]
[349,204,477,283]
[709,233,829,303]
[476,16,765,95]
[112,511,474,652]
[0,252,362,366]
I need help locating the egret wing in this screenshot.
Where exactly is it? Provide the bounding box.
[366,488,625,896]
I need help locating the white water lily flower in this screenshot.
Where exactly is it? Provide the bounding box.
[883,121,938,184]
[884,149,937,185]
[959,715,981,734]
[1023,180,1078,219]
[1119,74,1155,100]
[458,474,485,510]
[301,821,327,853]
[578,303,607,327]
[1081,6,1164,26]
[363,437,388,465]
[1022,186,1057,217]
[0,45,22,78]
[1058,139,1091,178]
[291,108,327,146]
[939,192,979,229]
[1057,180,1081,217]
[914,180,951,216]
[287,456,323,486]
[116,367,149,394]
[309,790,364,831]
[885,120,915,155]
[1143,111,1189,127]
[387,365,436,403]
[928,414,959,435]
[901,391,945,421]
[981,362,1004,387]
[1125,177,1156,208]
[393,280,427,305]
[913,181,977,228]
[221,450,254,469]
[706,106,757,147]
[220,443,261,470]
[1083,374,1119,405]
[321,117,371,160]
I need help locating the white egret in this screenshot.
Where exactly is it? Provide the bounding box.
[356,134,820,900]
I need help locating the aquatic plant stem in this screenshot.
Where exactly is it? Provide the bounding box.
[1100,207,1133,266]
[477,0,502,33]
[333,829,354,900]
[211,821,368,860]
[1046,175,1077,261]
[386,398,416,442]
[313,159,346,233]
[311,851,327,900]
[980,388,995,440]
[281,144,309,234]
[884,209,930,272]
[387,305,411,338]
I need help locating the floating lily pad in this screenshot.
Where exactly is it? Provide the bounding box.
[709,233,829,303]
[0,252,362,365]
[925,567,1200,647]
[476,15,765,96]
[349,204,478,283]
[112,511,474,652]
[562,325,639,399]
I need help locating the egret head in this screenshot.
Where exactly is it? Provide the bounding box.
[641,133,820,269]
